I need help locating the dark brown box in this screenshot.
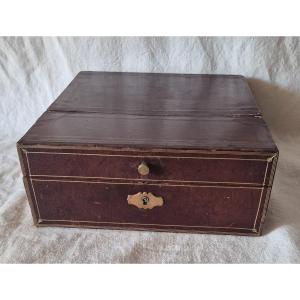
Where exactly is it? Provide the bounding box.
[17,72,278,235]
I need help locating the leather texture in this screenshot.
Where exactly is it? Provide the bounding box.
[20,111,276,151]
[49,72,259,116]
[17,71,279,235]
[26,150,269,185]
[32,179,266,235]
[20,72,276,152]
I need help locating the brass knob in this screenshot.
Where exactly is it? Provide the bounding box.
[127,192,163,209]
[137,161,149,176]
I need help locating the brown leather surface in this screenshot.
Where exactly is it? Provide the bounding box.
[31,179,265,233]
[17,71,279,235]
[49,72,260,117]
[20,71,277,152]
[26,150,269,185]
[20,112,276,152]
[18,143,278,235]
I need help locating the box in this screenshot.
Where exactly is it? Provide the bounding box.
[17,72,278,235]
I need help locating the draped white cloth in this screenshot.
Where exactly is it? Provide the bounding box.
[0,37,299,263]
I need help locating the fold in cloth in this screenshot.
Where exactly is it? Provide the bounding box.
[0,37,300,263]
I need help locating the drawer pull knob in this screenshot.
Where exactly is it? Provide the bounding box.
[127,192,163,209]
[137,161,149,176]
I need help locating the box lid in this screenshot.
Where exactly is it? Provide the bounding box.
[19,71,277,152]
[49,71,261,117]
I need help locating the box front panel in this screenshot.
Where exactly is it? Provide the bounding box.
[26,150,269,185]
[18,145,278,235]
[29,178,266,234]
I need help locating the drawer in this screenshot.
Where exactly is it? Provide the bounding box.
[25,150,269,185]
[28,179,268,234]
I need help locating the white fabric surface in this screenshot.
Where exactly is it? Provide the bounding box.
[0,37,300,263]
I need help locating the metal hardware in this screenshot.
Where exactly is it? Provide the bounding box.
[127,192,163,209]
[137,161,149,176]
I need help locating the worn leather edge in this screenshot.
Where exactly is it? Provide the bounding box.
[18,143,277,157]
[30,177,265,189]
[257,151,279,234]
[36,220,260,236]
[28,175,266,188]
[17,144,39,225]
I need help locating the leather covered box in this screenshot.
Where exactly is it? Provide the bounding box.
[17,72,278,235]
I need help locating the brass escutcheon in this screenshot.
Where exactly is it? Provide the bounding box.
[127,192,163,209]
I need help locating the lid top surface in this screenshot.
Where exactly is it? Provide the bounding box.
[20,71,277,152]
[49,71,261,116]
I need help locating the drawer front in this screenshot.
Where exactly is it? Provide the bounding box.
[29,179,267,233]
[26,151,268,185]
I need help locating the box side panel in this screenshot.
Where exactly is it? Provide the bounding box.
[257,152,279,234]
[17,145,40,224]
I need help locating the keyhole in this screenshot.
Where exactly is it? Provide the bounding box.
[142,196,149,205]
